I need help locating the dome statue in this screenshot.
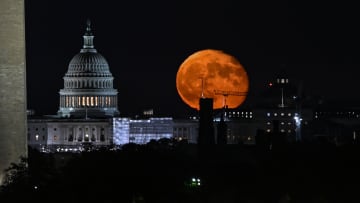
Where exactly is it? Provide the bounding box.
[58,20,119,118]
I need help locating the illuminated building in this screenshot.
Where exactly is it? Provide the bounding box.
[28,117,185,152]
[113,117,173,145]
[28,118,112,152]
[27,21,177,152]
[57,20,119,118]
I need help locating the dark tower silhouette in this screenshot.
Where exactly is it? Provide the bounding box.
[198,98,215,146]
[216,106,227,145]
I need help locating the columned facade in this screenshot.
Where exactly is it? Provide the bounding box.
[58,20,119,118]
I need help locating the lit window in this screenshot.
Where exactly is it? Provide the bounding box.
[288,113,291,116]
[71,97,75,107]
[281,113,284,116]
[267,113,270,117]
[281,79,285,83]
[266,129,271,133]
[274,113,277,116]
[281,122,284,125]
[35,134,39,141]
[280,129,285,132]
[267,122,271,125]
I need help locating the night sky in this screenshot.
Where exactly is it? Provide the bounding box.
[25,0,360,117]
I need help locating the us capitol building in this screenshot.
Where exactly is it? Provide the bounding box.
[57,20,119,118]
[28,21,199,152]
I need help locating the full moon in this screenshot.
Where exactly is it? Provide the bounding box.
[176,49,249,110]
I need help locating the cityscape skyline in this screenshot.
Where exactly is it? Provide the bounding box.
[25,0,360,117]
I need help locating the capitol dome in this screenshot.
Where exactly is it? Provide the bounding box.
[58,20,119,118]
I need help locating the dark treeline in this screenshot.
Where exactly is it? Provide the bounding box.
[1,139,360,203]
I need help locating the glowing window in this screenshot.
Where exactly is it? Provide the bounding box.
[91,97,94,106]
[71,97,75,107]
[274,113,278,116]
[267,113,270,117]
[266,129,271,133]
[35,134,39,141]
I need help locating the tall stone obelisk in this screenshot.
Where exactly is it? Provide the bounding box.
[0,0,27,184]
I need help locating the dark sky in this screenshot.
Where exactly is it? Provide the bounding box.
[25,0,360,117]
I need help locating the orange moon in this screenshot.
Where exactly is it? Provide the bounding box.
[176,49,249,110]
